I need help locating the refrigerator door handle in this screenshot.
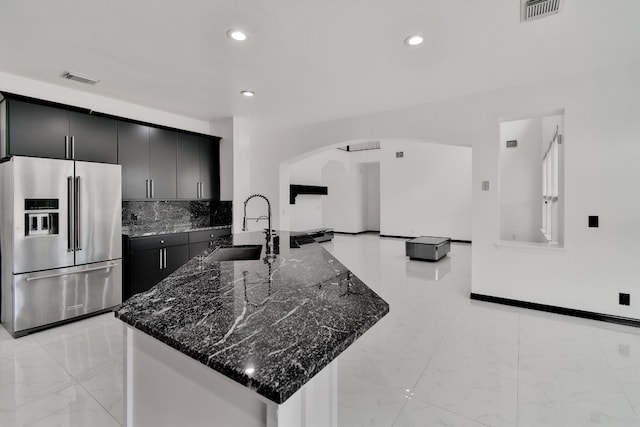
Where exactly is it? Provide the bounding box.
[67,176,74,252]
[24,263,120,282]
[75,176,81,251]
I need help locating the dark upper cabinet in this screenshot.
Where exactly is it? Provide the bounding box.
[200,138,220,200]
[177,134,201,199]
[118,123,178,200]
[177,133,219,200]
[149,128,177,199]
[69,111,118,163]
[4,98,117,163]
[118,122,150,200]
[6,99,69,159]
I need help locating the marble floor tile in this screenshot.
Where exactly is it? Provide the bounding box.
[392,397,488,427]
[78,364,124,425]
[411,364,518,427]
[593,326,640,369]
[40,327,123,382]
[518,379,640,427]
[337,370,407,427]
[0,384,92,427]
[0,346,76,411]
[25,394,121,427]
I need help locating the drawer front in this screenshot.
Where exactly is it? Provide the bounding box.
[189,228,231,244]
[13,261,122,333]
[129,233,188,251]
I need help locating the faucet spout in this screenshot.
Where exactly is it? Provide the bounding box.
[242,194,274,256]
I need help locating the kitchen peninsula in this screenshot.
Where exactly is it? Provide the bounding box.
[115,231,389,427]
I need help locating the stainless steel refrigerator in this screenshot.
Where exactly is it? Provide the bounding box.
[0,156,122,337]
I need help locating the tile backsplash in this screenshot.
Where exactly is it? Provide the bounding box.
[122,200,232,229]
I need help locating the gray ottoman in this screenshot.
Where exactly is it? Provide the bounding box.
[406,236,451,261]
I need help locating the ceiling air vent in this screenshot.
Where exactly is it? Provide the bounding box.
[521,0,563,22]
[62,70,100,85]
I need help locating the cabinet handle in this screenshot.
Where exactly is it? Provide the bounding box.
[145,180,150,198]
[71,136,75,159]
[159,248,163,269]
[196,182,200,199]
[163,248,167,270]
[65,136,70,159]
[200,182,204,199]
[150,179,154,198]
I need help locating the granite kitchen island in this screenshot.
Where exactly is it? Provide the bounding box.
[115,231,389,427]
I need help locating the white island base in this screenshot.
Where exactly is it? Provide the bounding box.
[124,326,338,427]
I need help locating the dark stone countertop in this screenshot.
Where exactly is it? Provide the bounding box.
[115,231,389,404]
[122,224,232,237]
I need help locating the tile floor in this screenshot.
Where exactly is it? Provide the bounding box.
[0,233,639,426]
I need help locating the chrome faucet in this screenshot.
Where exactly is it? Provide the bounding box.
[242,194,275,256]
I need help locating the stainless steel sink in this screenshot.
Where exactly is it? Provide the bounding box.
[208,245,262,261]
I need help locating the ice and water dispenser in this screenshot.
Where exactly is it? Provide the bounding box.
[24,199,59,236]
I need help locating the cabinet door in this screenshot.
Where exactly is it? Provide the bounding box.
[188,241,210,259]
[199,138,220,200]
[129,248,163,297]
[176,134,201,199]
[8,99,69,159]
[118,121,150,199]
[149,128,177,199]
[69,111,118,164]
[160,245,189,280]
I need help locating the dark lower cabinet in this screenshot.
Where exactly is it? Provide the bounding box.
[188,228,231,259]
[123,229,231,299]
[188,241,211,259]
[123,233,189,299]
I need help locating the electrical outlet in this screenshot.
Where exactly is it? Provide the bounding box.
[619,293,630,306]
[482,181,490,191]
[588,216,599,228]
[130,213,138,222]
[396,151,404,158]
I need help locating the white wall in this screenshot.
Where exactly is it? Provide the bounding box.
[379,142,471,240]
[499,118,543,242]
[237,60,640,321]
[287,142,471,239]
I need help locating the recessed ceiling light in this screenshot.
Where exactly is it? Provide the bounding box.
[404,35,424,46]
[240,90,255,97]
[227,30,247,41]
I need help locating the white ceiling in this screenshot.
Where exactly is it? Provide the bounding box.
[1,0,638,130]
